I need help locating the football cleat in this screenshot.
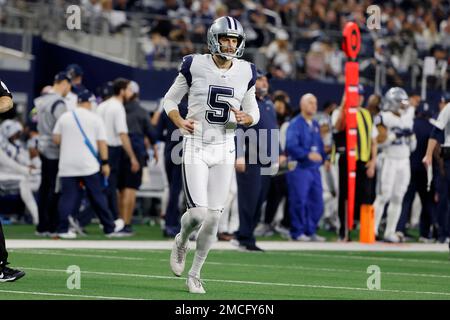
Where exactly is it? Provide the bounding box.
[0,264,25,282]
[170,233,189,277]
[186,274,206,294]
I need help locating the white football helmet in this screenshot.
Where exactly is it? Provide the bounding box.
[207,16,246,60]
[382,87,409,113]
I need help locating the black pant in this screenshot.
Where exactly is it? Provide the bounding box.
[235,165,271,246]
[396,166,433,237]
[338,155,375,238]
[106,146,122,220]
[37,154,60,233]
[0,220,8,266]
[164,154,183,233]
[264,174,290,228]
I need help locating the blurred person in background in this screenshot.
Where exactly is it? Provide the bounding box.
[255,91,291,238]
[117,81,159,236]
[156,99,188,238]
[0,119,39,225]
[53,90,122,239]
[34,71,71,237]
[233,70,280,252]
[332,85,378,241]
[286,93,326,242]
[0,78,26,282]
[64,64,86,111]
[423,93,450,251]
[373,87,416,243]
[96,78,140,221]
[395,93,435,242]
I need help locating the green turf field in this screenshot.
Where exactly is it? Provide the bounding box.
[1,248,450,300]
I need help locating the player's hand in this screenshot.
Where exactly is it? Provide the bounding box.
[308,152,322,162]
[231,108,253,126]
[176,118,195,134]
[235,157,246,173]
[324,160,331,172]
[422,154,432,168]
[101,164,111,178]
[279,154,287,166]
[365,160,376,178]
[130,157,140,173]
[152,145,159,164]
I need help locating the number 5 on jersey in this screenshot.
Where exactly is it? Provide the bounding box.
[206,85,234,124]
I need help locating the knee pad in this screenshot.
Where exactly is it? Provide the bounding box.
[375,193,390,206]
[390,194,403,206]
[200,208,223,235]
[188,207,208,224]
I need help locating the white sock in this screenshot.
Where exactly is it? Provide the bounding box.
[373,196,388,235]
[19,179,39,225]
[384,200,402,238]
[188,209,222,278]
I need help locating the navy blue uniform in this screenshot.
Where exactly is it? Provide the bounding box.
[286,115,325,239]
[0,79,12,266]
[235,96,278,247]
[397,116,434,238]
[157,101,188,237]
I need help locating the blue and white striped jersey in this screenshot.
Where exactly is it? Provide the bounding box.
[162,54,260,144]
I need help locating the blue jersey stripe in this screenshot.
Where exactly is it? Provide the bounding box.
[247,63,257,91]
[179,55,194,87]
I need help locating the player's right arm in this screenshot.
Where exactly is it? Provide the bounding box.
[423,104,449,167]
[162,67,194,134]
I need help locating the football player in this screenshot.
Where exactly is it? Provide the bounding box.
[373,87,416,243]
[163,16,260,293]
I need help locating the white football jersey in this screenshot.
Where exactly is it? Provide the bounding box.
[432,103,450,147]
[375,106,415,159]
[162,54,259,144]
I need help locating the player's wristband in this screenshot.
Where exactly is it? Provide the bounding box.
[101,159,109,166]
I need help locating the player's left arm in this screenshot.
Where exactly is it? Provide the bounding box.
[234,86,260,127]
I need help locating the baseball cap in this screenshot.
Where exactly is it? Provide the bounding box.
[441,92,450,103]
[129,81,140,95]
[256,69,271,79]
[77,89,95,103]
[54,71,71,83]
[0,119,23,138]
[66,64,84,77]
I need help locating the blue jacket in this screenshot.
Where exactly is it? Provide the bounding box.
[236,96,279,167]
[286,114,325,169]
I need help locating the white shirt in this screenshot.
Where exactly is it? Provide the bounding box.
[162,54,260,144]
[96,96,128,146]
[64,91,78,111]
[432,103,450,147]
[53,107,107,177]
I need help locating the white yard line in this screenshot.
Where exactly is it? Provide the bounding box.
[268,251,450,265]
[9,250,144,261]
[6,239,449,252]
[16,266,450,298]
[158,259,450,279]
[0,289,145,300]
